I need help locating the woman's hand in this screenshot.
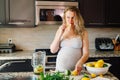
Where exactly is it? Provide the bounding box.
[59,24,66,35]
[74,65,82,74]
[50,24,66,53]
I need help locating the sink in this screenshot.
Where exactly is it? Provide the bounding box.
[0,59,33,72]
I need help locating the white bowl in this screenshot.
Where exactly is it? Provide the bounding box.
[83,62,111,75]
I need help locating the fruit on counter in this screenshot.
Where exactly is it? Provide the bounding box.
[34,65,44,74]
[81,77,90,80]
[71,70,79,76]
[99,74,103,77]
[90,73,96,78]
[81,74,90,80]
[64,70,71,76]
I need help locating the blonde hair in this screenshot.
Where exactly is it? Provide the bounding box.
[63,6,85,37]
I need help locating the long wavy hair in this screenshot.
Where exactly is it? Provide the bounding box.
[63,6,86,38]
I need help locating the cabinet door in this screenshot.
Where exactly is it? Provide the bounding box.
[79,0,105,26]
[0,0,6,24]
[7,0,35,27]
[106,0,120,26]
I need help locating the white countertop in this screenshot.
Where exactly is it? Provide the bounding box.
[0,50,34,60]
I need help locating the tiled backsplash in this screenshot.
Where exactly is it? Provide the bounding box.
[0,24,120,50]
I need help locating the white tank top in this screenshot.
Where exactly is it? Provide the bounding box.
[56,37,82,72]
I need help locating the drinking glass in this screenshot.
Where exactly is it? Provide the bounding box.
[31,51,46,75]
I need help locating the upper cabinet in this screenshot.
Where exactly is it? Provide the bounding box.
[106,0,120,26]
[79,0,120,27]
[0,0,35,27]
[0,0,6,24]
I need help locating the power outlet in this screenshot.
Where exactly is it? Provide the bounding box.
[8,38,12,44]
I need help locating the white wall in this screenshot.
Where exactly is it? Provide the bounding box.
[0,24,120,50]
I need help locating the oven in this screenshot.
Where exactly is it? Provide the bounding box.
[35,1,78,25]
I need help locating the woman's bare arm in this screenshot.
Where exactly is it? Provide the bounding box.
[50,25,66,53]
[75,30,89,72]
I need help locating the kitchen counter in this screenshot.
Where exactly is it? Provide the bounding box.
[0,50,120,60]
[0,50,120,80]
[0,50,33,60]
[89,50,120,58]
[0,71,119,80]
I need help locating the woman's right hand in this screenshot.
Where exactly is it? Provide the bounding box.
[57,24,66,39]
[59,24,66,35]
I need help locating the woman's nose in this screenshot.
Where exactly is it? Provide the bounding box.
[69,19,73,23]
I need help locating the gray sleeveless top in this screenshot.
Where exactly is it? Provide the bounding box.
[56,37,82,72]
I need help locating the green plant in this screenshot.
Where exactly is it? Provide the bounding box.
[38,71,73,80]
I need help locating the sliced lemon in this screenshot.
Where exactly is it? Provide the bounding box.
[81,77,90,80]
[91,73,96,78]
[71,70,78,76]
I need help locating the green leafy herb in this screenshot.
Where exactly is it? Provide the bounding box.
[38,71,72,80]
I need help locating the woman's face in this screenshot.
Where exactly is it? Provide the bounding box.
[65,10,75,26]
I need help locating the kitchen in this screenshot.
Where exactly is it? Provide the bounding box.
[0,0,120,80]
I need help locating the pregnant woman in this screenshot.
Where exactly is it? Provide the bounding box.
[50,6,89,74]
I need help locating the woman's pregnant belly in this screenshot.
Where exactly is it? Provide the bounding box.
[56,47,81,72]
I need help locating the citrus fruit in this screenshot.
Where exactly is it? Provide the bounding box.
[91,73,96,78]
[97,59,104,64]
[95,62,104,68]
[92,62,97,66]
[81,77,90,80]
[103,63,108,67]
[99,74,103,77]
[71,70,78,76]
[64,70,71,76]
[86,63,94,67]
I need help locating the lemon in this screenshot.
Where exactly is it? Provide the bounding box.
[95,62,104,68]
[64,70,71,76]
[91,73,96,78]
[86,63,94,67]
[99,74,103,77]
[71,70,78,76]
[97,59,104,64]
[92,62,97,66]
[81,77,90,80]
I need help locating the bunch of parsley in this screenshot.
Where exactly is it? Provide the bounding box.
[38,72,74,80]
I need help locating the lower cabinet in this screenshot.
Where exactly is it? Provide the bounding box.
[87,57,120,79]
[0,59,33,72]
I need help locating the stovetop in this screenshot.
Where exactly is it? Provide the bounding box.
[35,49,58,55]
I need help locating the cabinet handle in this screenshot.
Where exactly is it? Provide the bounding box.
[89,23,104,25]
[95,58,110,61]
[8,22,24,25]
[108,23,120,24]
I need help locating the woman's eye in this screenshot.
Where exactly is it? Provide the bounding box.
[67,17,70,19]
